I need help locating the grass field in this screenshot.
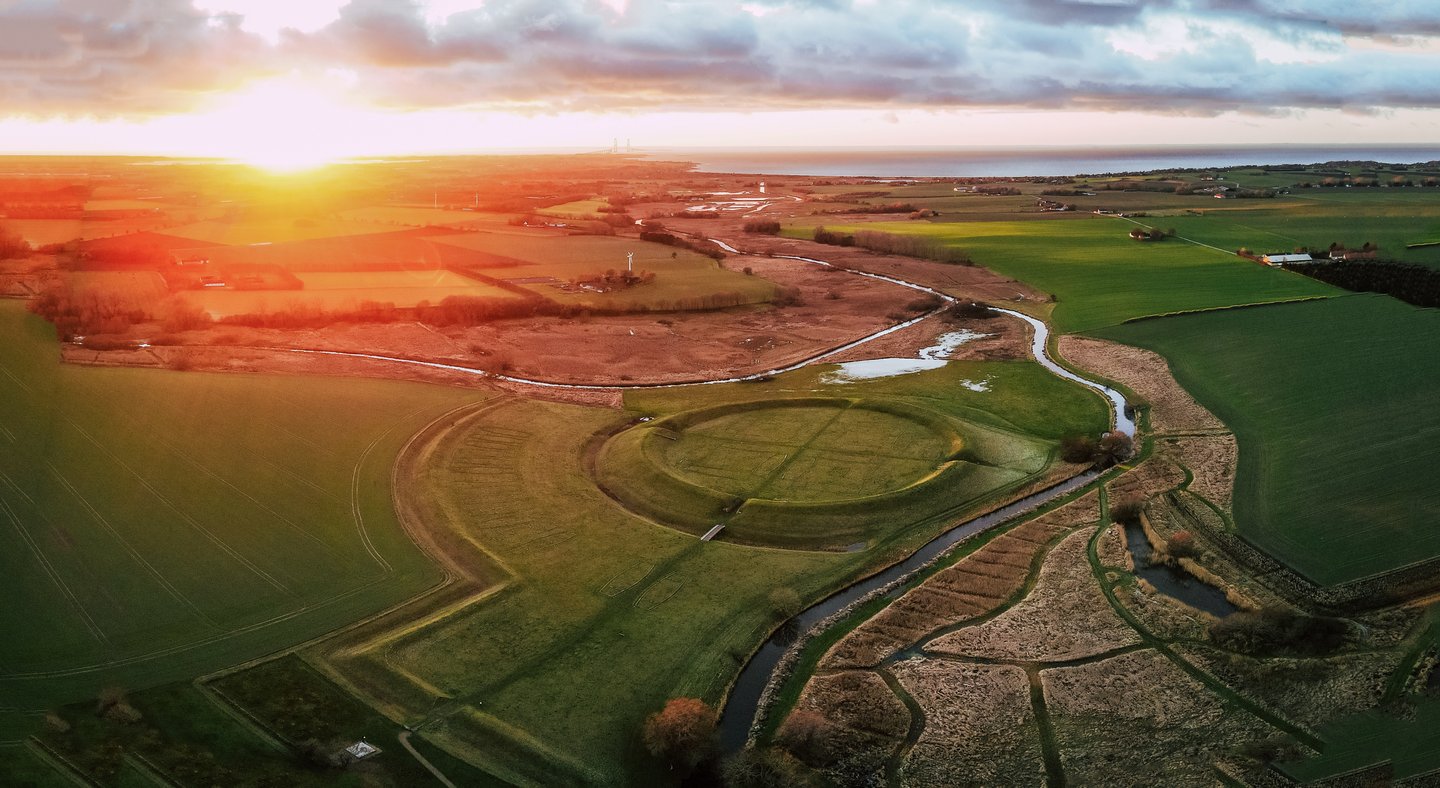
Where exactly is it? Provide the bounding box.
[1092,295,1440,586]
[1279,696,1440,783]
[0,300,483,719]
[163,217,381,245]
[539,198,611,217]
[295,357,1105,784]
[430,232,777,309]
[7,217,182,246]
[787,218,1336,332]
[1135,192,1440,267]
[189,269,523,316]
[338,205,518,230]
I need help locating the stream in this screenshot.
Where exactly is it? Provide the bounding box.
[277,237,1179,750]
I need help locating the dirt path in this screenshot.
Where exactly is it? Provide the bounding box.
[398,731,459,788]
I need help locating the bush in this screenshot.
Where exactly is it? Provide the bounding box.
[1093,432,1134,466]
[1059,434,1098,463]
[772,287,804,308]
[946,301,997,320]
[1109,498,1144,525]
[642,698,718,775]
[1209,607,1351,656]
[1167,530,1199,559]
[743,219,781,234]
[722,747,815,788]
[768,588,802,619]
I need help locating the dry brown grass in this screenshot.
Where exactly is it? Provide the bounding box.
[1106,457,1186,509]
[891,657,1045,786]
[1175,645,1401,733]
[928,528,1141,662]
[1057,334,1225,435]
[1161,434,1238,512]
[1041,649,1273,784]
[788,669,909,782]
[1097,523,1130,569]
[821,496,1096,670]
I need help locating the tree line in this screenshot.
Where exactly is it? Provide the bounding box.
[811,226,970,264]
[1282,260,1440,309]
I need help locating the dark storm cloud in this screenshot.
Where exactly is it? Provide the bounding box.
[3,0,1440,116]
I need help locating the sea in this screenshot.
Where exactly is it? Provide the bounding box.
[648,145,1440,178]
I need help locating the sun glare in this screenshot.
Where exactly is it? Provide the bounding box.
[205,78,361,172]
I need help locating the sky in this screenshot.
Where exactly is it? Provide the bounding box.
[2,0,1440,163]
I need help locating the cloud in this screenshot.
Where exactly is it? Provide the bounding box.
[3,0,1440,117]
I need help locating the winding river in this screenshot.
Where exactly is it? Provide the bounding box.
[276,237,1138,750]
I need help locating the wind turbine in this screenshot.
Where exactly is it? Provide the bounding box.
[627,251,634,273]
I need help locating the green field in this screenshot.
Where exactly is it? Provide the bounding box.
[1140,192,1440,268]
[297,357,1105,783]
[1093,295,1440,586]
[657,401,957,501]
[0,301,482,717]
[1280,697,1440,783]
[430,232,776,309]
[189,269,523,316]
[789,218,1336,331]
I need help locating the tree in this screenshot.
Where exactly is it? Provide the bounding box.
[1094,432,1134,466]
[768,587,802,620]
[642,698,718,774]
[1167,530,1199,559]
[1060,434,1098,464]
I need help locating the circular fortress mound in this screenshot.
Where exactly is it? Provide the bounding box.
[594,397,1033,550]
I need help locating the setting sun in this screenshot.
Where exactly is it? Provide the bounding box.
[204,78,361,172]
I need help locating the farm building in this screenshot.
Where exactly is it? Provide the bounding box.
[1261,253,1314,265]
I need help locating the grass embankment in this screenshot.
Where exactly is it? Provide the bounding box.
[1092,295,1440,587]
[603,362,1108,550]
[0,300,483,721]
[783,218,1335,331]
[306,358,1106,784]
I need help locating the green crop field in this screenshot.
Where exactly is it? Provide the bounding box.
[1135,193,1440,268]
[430,232,777,309]
[295,357,1106,783]
[1280,697,1440,783]
[789,218,1336,331]
[0,300,484,719]
[1092,294,1440,586]
[188,269,523,316]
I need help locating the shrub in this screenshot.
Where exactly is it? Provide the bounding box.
[1059,434,1098,463]
[722,747,815,788]
[768,587,802,619]
[1208,607,1351,656]
[642,698,718,774]
[1167,530,1199,559]
[1109,498,1145,525]
[772,287,804,307]
[1094,432,1134,466]
[946,301,997,320]
[743,219,781,234]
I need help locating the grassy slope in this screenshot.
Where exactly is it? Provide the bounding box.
[329,360,1105,783]
[787,217,1335,332]
[0,301,483,715]
[1092,295,1440,586]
